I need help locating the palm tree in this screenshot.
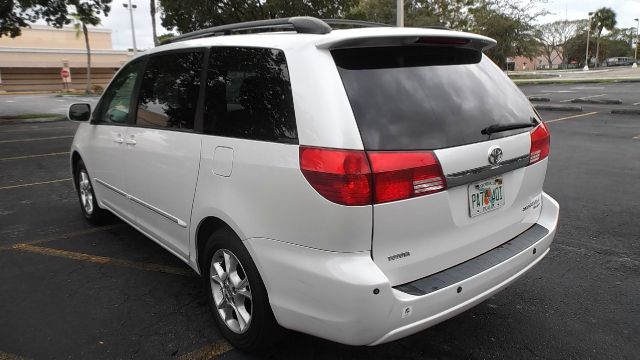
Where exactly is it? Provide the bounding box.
[591,7,617,67]
[71,12,101,93]
[150,0,159,46]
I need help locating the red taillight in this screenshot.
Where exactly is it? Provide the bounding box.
[529,122,550,164]
[299,146,446,206]
[368,151,446,204]
[299,146,372,206]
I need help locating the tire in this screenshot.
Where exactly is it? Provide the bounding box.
[203,228,283,352]
[74,160,111,225]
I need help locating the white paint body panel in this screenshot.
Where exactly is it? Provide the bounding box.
[190,136,372,262]
[70,26,559,347]
[123,127,202,258]
[372,134,545,286]
[246,193,558,345]
[71,123,136,223]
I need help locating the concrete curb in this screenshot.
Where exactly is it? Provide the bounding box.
[611,109,640,115]
[534,104,583,112]
[0,116,66,125]
[571,98,622,104]
[528,97,550,102]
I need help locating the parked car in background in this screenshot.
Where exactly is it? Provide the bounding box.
[606,57,634,66]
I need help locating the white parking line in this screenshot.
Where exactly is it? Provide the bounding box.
[0,151,70,161]
[570,86,605,90]
[0,125,75,133]
[0,178,71,190]
[560,94,606,103]
[0,135,73,144]
[546,111,599,123]
[632,102,640,106]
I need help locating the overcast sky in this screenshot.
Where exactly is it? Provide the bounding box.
[99,0,640,51]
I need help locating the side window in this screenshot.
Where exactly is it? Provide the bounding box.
[135,51,204,130]
[204,47,297,143]
[96,60,143,124]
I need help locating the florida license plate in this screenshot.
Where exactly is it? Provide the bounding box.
[468,176,505,217]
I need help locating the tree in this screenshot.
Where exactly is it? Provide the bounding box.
[157,32,175,44]
[150,0,158,46]
[70,9,101,94]
[606,27,637,49]
[0,1,111,38]
[159,0,358,33]
[347,0,480,29]
[265,0,356,19]
[536,20,581,68]
[159,0,265,34]
[470,0,547,69]
[347,0,395,25]
[564,30,596,67]
[590,7,617,67]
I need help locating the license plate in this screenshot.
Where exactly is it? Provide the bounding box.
[468,176,505,217]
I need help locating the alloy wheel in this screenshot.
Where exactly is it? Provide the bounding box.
[210,249,253,334]
[78,170,94,215]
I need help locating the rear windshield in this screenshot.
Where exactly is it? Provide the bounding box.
[332,46,538,150]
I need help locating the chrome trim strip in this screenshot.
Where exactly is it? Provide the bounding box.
[94,178,187,228]
[128,196,188,228]
[94,178,127,197]
[445,154,529,188]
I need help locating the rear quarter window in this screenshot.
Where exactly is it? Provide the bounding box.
[332,46,538,151]
[203,47,297,143]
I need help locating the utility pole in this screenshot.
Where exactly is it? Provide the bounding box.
[123,1,138,55]
[633,18,639,68]
[584,12,594,71]
[396,0,404,27]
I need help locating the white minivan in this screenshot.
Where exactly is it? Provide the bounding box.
[68,17,559,352]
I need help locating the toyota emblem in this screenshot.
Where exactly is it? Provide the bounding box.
[488,146,503,165]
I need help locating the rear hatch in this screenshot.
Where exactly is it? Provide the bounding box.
[331,41,551,285]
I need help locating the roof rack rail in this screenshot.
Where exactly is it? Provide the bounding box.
[164,17,395,44]
[166,16,332,44]
[422,25,450,30]
[322,19,393,28]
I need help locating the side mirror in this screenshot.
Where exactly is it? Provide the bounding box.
[68,103,91,122]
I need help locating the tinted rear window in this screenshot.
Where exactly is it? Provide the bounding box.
[332,46,538,150]
[203,47,297,143]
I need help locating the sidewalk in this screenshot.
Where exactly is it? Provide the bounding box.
[510,66,640,84]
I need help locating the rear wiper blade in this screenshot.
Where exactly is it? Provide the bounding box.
[481,122,536,135]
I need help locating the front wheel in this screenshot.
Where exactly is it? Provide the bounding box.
[75,160,111,225]
[203,228,283,352]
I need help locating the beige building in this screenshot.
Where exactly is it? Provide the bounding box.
[508,49,566,71]
[0,25,132,92]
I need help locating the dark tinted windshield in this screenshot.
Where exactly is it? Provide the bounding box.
[332,46,538,150]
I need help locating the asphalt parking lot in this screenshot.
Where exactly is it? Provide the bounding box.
[1,85,639,359]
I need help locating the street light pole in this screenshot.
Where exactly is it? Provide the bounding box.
[396,0,404,27]
[584,12,594,71]
[123,1,138,55]
[633,18,639,68]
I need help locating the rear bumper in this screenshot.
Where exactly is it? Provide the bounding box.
[245,192,559,346]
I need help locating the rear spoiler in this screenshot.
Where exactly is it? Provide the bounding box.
[315,29,496,52]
